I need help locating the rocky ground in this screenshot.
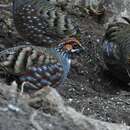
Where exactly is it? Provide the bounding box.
[0,0,130,129]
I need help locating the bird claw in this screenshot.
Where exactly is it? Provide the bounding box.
[87,5,105,16]
[76,4,105,16]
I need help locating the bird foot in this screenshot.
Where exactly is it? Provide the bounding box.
[87,5,105,16]
[76,4,105,16]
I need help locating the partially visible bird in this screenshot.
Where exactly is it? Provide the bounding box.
[79,0,105,16]
[102,17,130,84]
[0,39,83,92]
[9,0,85,92]
[12,0,80,48]
[62,0,105,17]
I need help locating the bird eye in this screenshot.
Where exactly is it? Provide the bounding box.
[73,44,80,49]
[39,10,43,14]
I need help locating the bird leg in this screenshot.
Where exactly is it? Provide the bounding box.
[20,81,38,95]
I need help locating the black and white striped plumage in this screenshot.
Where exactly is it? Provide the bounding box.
[0,45,72,92]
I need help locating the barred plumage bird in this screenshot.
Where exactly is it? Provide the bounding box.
[102,17,130,84]
[13,0,80,48]
[9,0,84,92]
[0,40,83,92]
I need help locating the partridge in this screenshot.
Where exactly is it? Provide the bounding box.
[13,0,80,48]
[3,0,84,92]
[0,40,83,92]
[102,17,130,84]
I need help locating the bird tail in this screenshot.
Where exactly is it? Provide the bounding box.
[122,17,130,24]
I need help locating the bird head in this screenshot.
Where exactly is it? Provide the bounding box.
[58,37,84,54]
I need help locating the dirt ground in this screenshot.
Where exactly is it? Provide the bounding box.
[0,0,130,127]
[62,15,130,125]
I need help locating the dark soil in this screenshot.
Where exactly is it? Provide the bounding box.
[0,2,130,127]
[62,16,130,125]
